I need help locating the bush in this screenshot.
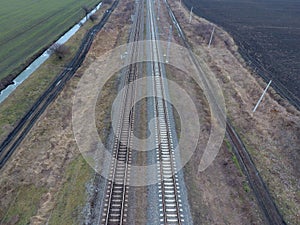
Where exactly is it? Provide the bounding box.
[82,5,90,15]
[89,14,98,22]
[50,43,70,59]
[102,0,113,4]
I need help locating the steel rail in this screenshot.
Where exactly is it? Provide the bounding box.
[152,66,184,224]
[148,0,185,223]
[163,1,286,224]
[100,0,144,224]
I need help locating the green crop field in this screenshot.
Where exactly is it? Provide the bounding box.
[0,0,101,81]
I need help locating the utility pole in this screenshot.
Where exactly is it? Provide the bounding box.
[189,6,193,23]
[157,0,160,20]
[208,26,215,48]
[166,25,172,63]
[253,80,272,113]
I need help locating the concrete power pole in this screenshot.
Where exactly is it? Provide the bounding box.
[208,26,215,48]
[253,80,272,113]
[189,7,193,23]
[166,25,172,63]
[157,0,161,20]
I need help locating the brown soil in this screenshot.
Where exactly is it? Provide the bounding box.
[166,64,264,224]
[1,0,298,224]
[168,1,300,224]
[0,1,134,224]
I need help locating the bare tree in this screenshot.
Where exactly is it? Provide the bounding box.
[50,43,70,59]
[89,14,98,22]
[82,5,90,19]
[102,0,113,4]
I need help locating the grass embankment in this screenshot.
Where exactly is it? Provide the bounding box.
[0,8,107,222]
[0,0,100,81]
[224,139,251,193]
[1,185,47,224]
[0,10,102,143]
[0,1,136,224]
[48,156,94,225]
[1,156,93,224]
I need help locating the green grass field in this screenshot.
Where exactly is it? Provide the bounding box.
[0,0,101,80]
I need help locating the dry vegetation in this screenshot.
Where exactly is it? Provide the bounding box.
[168,1,300,224]
[0,0,298,224]
[165,64,264,224]
[0,0,101,82]
[0,1,134,224]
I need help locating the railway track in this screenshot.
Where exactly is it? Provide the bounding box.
[100,0,144,224]
[101,62,136,224]
[164,1,286,224]
[1,0,285,224]
[0,0,119,169]
[147,0,186,223]
[152,57,185,224]
[101,0,189,223]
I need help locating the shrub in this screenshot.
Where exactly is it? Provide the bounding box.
[89,14,98,22]
[50,43,70,59]
[102,0,113,4]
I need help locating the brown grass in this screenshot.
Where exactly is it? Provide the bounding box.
[0,7,109,144]
[165,63,263,224]
[0,2,134,224]
[168,1,300,224]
